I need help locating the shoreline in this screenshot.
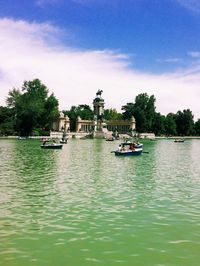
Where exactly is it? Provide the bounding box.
[1,135,200,140]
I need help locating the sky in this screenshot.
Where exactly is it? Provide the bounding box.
[0,0,200,120]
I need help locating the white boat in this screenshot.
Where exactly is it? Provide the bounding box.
[112,141,143,156]
[174,138,184,143]
[41,140,63,149]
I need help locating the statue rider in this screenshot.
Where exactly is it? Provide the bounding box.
[96,89,103,97]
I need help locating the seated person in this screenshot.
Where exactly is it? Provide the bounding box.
[129,144,135,150]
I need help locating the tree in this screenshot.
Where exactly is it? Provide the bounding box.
[175,109,194,136]
[121,102,134,119]
[194,119,200,136]
[164,113,177,136]
[104,108,122,120]
[152,112,165,136]
[122,93,156,132]
[43,93,60,131]
[0,106,15,135]
[6,79,59,136]
[6,88,21,108]
[64,105,93,131]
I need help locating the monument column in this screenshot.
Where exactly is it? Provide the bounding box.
[92,90,105,138]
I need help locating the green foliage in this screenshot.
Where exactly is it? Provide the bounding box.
[175,109,194,136]
[64,105,93,131]
[194,119,200,135]
[121,93,196,136]
[104,108,122,120]
[6,79,59,136]
[0,106,15,135]
[164,113,177,136]
[121,102,134,119]
[122,93,156,132]
[152,113,166,136]
[0,121,14,136]
[6,88,21,108]
[1,84,199,137]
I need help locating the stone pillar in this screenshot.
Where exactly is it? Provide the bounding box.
[92,90,105,138]
[130,116,136,131]
[76,116,82,132]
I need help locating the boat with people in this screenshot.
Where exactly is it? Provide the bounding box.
[105,136,115,141]
[112,140,143,156]
[60,139,67,144]
[41,140,63,149]
[174,138,184,143]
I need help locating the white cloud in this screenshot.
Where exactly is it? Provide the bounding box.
[188,51,200,58]
[176,0,200,13]
[36,0,60,7]
[0,18,200,120]
[157,58,182,63]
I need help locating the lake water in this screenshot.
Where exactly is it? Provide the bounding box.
[0,138,200,266]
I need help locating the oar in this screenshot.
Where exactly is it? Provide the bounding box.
[142,151,149,154]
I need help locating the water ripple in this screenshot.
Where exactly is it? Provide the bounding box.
[1,139,200,265]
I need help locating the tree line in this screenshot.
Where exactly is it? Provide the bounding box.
[0,79,200,136]
[0,79,59,136]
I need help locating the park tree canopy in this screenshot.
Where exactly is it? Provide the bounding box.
[122,93,156,132]
[104,108,122,120]
[64,104,94,132]
[6,79,59,136]
[1,86,199,136]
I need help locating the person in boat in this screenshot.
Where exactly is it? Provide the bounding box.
[129,144,135,150]
[118,144,122,151]
[53,139,57,145]
[121,144,126,151]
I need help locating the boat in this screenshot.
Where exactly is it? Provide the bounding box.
[114,148,143,156]
[60,139,67,144]
[105,136,115,141]
[41,140,63,149]
[174,138,184,143]
[18,136,27,140]
[112,141,143,156]
[41,137,49,142]
[121,139,143,149]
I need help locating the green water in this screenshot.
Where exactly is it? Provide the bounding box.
[0,139,200,266]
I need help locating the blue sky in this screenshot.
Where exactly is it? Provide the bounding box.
[0,0,200,119]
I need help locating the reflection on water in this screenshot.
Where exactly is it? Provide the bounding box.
[0,139,200,265]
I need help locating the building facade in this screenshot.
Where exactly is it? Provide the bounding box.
[52,90,136,137]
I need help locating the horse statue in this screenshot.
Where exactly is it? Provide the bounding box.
[96,89,103,97]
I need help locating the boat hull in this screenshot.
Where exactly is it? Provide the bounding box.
[41,144,63,149]
[114,149,143,156]
[174,139,184,143]
[60,140,67,144]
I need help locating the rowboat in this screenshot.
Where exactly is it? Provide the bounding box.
[41,143,63,149]
[174,138,184,143]
[114,148,143,156]
[112,141,143,156]
[60,138,68,144]
[41,140,63,149]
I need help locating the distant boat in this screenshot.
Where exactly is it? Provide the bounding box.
[174,138,184,143]
[105,136,115,141]
[60,139,68,144]
[41,140,63,149]
[18,136,27,140]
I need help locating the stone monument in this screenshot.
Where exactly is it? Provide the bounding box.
[92,90,107,138]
